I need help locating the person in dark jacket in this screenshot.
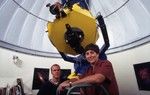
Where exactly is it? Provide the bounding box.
[37,64,66,95]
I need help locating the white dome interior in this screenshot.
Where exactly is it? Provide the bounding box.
[0,0,150,56]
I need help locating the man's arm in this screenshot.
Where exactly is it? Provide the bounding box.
[58,74,105,91]
[59,51,78,63]
[72,73,105,85]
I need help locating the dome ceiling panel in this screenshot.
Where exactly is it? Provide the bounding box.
[0,0,150,57]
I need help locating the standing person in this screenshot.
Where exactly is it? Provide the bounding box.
[37,64,65,95]
[58,43,119,95]
[59,52,89,76]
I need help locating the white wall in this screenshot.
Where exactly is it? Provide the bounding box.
[0,42,150,95]
[0,48,74,95]
[108,42,150,95]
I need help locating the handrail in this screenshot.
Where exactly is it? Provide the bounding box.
[56,83,109,95]
[67,83,109,95]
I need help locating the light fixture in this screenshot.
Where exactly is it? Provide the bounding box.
[13,55,22,66]
[13,55,19,64]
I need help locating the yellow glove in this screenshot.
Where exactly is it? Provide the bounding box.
[67,72,79,79]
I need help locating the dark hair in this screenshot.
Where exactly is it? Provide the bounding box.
[84,43,99,54]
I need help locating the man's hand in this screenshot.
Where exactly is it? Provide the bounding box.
[57,81,70,94]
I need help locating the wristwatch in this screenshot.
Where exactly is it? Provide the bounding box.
[69,81,72,87]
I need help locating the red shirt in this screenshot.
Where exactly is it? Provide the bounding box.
[80,59,119,95]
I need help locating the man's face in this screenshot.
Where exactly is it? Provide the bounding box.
[51,66,61,79]
[85,50,99,65]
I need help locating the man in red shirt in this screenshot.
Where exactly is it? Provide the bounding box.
[58,43,119,95]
